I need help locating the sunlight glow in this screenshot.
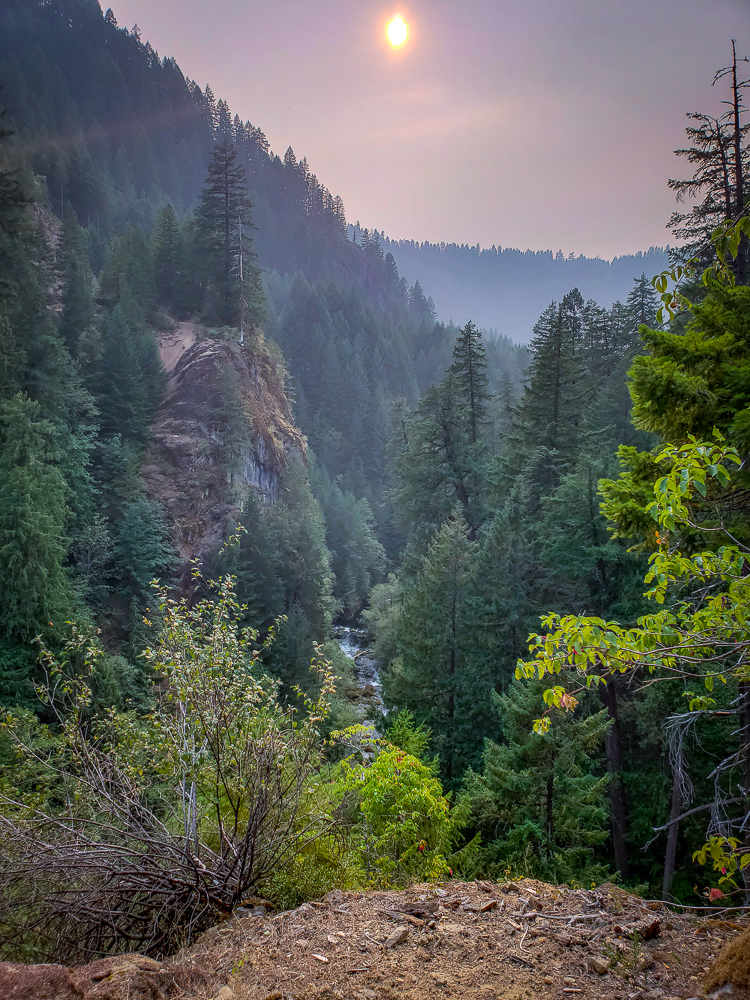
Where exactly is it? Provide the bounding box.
[386,16,408,48]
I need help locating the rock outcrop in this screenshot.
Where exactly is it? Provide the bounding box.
[143,323,305,568]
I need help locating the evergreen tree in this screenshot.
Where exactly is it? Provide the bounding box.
[600,286,750,547]
[151,204,182,311]
[384,511,490,784]
[59,250,94,355]
[464,676,611,882]
[88,300,165,443]
[112,495,176,603]
[211,491,285,630]
[451,320,489,443]
[508,290,589,504]
[195,138,263,329]
[266,455,336,637]
[668,42,749,282]
[625,272,660,332]
[0,394,72,644]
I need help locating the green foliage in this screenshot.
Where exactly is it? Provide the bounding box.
[0,571,341,960]
[266,455,337,636]
[0,394,72,645]
[195,139,263,329]
[311,463,386,616]
[112,495,176,603]
[361,575,400,666]
[384,511,488,784]
[385,710,433,761]
[86,299,166,444]
[519,439,750,879]
[340,739,460,886]
[464,676,611,884]
[451,320,490,444]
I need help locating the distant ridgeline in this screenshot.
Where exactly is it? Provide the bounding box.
[374,232,669,342]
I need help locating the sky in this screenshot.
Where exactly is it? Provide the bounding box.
[111,0,748,260]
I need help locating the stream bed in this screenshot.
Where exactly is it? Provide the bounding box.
[332,626,384,727]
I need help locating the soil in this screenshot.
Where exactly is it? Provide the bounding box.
[157,321,197,373]
[2,879,747,1000]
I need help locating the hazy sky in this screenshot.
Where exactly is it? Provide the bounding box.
[111,0,747,259]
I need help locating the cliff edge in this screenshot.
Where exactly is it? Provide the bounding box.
[142,322,305,568]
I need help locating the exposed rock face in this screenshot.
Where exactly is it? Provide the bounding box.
[143,323,305,568]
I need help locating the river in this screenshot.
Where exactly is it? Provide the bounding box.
[332,626,384,726]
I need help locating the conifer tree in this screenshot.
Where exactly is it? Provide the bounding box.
[151,204,181,311]
[88,300,165,443]
[59,250,94,355]
[0,394,72,645]
[384,511,489,784]
[625,272,660,332]
[112,495,175,603]
[196,138,263,329]
[511,289,589,501]
[451,320,489,443]
[668,42,749,282]
[464,676,611,881]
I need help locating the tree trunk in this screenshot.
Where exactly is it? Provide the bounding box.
[545,773,554,859]
[730,40,748,286]
[600,680,629,877]
[740,681,750,901]
[663,759,683,900]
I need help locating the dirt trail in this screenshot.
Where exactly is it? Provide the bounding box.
[157,321,197,373]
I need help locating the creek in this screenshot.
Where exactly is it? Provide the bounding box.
[332,626,384,726]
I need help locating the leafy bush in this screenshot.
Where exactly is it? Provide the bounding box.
[340,722,466,886]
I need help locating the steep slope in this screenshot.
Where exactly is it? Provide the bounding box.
[143,323,304,570]
[0,0,357,281]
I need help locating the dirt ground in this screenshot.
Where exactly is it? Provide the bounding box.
[182,879,748,1000]
[2,879,747,1000]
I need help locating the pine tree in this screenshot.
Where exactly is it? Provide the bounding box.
[668,42,749,282]
[112,495,176,603]
[88,300,165,443]
[151,204,182,311]
[625,273,660,332]
[0,394,72,645]
[451,320,489,443]
[384,510,489,784]
[464,676,611,882]
[59,250,94,354]
[195,139,263,330]
[510,290,589,501]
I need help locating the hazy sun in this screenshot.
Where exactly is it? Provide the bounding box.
[387,16,408,48]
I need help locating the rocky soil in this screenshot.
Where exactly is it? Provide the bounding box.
[3,879,748,1000]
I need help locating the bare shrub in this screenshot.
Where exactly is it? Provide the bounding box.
[0,571,340,962]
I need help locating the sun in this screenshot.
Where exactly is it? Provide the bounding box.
[386,16,408,48]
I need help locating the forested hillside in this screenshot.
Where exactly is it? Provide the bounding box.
[0,0,749,976]
[382,234,669,341]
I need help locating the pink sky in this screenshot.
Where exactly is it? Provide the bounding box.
[111,0,747,259]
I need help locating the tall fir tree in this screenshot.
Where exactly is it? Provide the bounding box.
[384,510,493,785]
[464,676,611,882]
[0,395,73,705]
[196,138,263,330]
[451,320,490,444]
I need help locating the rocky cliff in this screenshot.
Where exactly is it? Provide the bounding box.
[143,322,305,568]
